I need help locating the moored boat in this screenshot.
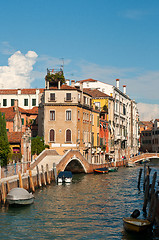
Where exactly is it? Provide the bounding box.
[94,167,108,174]
[57,171,72,184]
[7,188,34,206]
[123,217,151,233]
[108,167,118,172]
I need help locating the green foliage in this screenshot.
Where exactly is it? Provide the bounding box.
[31,136,49,155]
[0,112,10,166]
[8,152,22,163]
[45,71,65,87]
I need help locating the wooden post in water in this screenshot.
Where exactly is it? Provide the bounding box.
[143,162,146,191]
[29,170,35,192]
[150,192,158,224]
[148,190,155,221]
[28,176,31,192]
[143,175,150,212]
[53,163,57,183]
[150,172,157,199]
[18,171,23,188]
[46,164,50,184]
[6,181,10,194]
[137,168,142,190]
[1,182,6,204]
[41,165,46,186]
[36,165,41,187]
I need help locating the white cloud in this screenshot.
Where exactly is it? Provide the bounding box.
[0,42,15,55]
[137,103,159,121]
[121,9,150,20]
[0,51,38,88]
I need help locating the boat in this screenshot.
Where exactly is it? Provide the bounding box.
[108,167,118,172]
[7,188,34,206]
[57,171,72,184]
[94,167,108,174]
[123,217,151,233]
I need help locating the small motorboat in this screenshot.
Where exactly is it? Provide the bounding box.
[123,217,151,233]
[7,188,34,206]
[57,171,72,184]
[94,167,108,174]
[108,167,118,172]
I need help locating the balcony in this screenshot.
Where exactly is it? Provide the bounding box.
[64,97,73,102]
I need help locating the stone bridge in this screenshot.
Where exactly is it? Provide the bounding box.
[129,153,159,164]
[30,149,107,174]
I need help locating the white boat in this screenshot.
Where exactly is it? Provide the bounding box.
[7,188,34,206]
[57,171,72,184]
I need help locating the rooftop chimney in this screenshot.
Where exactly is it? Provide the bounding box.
[123,85,126,94]
[66,79,70,86]
[58,80,60,89]
[116,79,119,89]
[71,80,75,87]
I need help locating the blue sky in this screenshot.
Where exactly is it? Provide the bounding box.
[0,0,159,120]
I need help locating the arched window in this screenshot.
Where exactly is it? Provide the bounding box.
[66,129,71,142]
[50,129,55,142]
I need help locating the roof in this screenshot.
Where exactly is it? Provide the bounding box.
[77,78,98,83]
[7,132,23,143]
[49,85,78,90]
[83,88,111,98]
[0,107,16,121]
[0,88,44,95]
[19,106,38,115]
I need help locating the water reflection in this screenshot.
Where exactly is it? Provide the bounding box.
[1,166,159,239]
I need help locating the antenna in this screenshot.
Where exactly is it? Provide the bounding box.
[60,58,64,72]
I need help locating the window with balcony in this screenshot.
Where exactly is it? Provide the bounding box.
[66,93,71,101]
[50,110,55,120]
[66,110,71,121]
[50,93,55,101]
[66,129,71,142]
[50,129,55,142]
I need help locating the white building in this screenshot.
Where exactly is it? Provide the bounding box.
[0,88,44,109]
[76,78,139,161]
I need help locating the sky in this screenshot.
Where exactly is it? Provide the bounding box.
[0,0,159,120]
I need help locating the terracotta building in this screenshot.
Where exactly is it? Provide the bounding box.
[38,76,93,162]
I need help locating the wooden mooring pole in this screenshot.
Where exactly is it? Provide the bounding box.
[53,163,57,183]
[36,165,41,187]
[137,168,142,190]
[143,175,150,212]
[29,170,35,192]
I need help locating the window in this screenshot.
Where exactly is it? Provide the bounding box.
[50,110,55,120]
[50,93,55,101]
[50,129,55,142]
[32,99,36,106]
[66,93,71,101]
[78,110,80,120]
[66,110,71,121]
[95,102,100,110]
[21,118,24,125]
[3,99,7,107]
[66,129,71,142]
[24,99,28,106]
[11,99,15,106]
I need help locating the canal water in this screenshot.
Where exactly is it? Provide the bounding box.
[1,164,159,240]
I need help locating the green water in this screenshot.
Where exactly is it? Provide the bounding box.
[1,166,159,239]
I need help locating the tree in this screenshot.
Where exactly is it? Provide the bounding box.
[31,136,49,155]
[0,112,10,166]
[45,71,65,87]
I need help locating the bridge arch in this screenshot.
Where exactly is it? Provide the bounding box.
[130,153,159,164]
[64,157,87,173]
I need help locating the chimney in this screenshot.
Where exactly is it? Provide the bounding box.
[66,79,70,86]
[123,85,126,94]
[71,80,75,87]
[14,99,18,112]
[116,79,119,89]
[80,82,83,91]
[58,80,60,89]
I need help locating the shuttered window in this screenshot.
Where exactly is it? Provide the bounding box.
[50,129,55,142]
[66,129,71,142]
